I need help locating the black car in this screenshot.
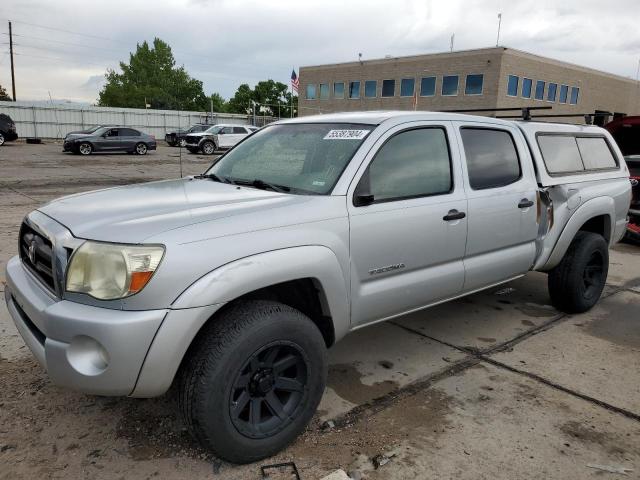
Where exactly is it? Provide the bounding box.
[62,126,157,156]
[0,113,18,146]
[165,123,211,147]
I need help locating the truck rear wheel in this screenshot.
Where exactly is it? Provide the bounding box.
[548,231,608,313]
[178,300,327,464]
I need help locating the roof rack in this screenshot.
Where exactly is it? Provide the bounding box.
[441,106,552,121]
[495,111,613,125]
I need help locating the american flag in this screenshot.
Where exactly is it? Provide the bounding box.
[291,69,299,93]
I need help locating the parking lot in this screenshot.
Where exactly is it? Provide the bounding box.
[0,141,639,479]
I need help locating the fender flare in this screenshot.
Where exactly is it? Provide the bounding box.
[171,245,350,340]
[132,246,350,397]
[539,196,614,271]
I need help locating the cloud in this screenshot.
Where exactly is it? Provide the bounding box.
[0,0,638,103]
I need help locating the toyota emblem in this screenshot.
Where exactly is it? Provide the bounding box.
[28,241,37,264]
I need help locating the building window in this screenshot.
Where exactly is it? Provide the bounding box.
[559,85,568,104]
[420,76,436,96]
[365,80,377,98]
[306,84,316,100]
[465,74,484,95]
[442,75,459,96]
[319,83,329,100]
[535,80,545,100]
[349,81,361,99]
[507,75,519,96]
[570,86,580,105]
[400,78,415,97]
[522,78,532,98]
[547,83,557,102]
[382,79,395,97]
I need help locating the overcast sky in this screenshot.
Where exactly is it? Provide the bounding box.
[1,0,638,104]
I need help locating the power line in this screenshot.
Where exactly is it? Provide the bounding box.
[0,17,131,45]
[1,32,128,55]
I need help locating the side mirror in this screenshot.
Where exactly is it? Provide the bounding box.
[353,193,374,207]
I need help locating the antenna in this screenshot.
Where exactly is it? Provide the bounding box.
[450,33,455,52]
[496,13,502,47]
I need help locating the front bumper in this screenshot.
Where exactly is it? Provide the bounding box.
[5,256,168,396]
[5,131,18,141]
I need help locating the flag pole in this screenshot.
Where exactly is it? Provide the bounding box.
[290,68,294,118]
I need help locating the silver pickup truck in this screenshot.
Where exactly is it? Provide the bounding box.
[4,111,631,463]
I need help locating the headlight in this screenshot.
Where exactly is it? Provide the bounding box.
[66,242,164,300]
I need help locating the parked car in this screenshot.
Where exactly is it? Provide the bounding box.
[165,124,211,147]
[62,126,156,155]
[604,116,640,242]
[5,112,630,463]
[0,113,18,146]
[184,123,258,154]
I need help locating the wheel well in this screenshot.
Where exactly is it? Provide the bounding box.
[220,278,335,347]
[578,214,611,243]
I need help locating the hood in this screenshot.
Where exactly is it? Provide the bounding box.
[38,178,314,243]
[65,132,97,141]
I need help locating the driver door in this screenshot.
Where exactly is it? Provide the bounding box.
[348,122,468,327]
[95,128,121,151]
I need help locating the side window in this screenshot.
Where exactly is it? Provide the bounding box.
[121,128,140,136]
[460,128,521,190]
[576,137,617,169]
[233,127,247,134]
[537,135,584,173]
[106,129,119,137]
[357,128,452,203]
[222,127,234,134]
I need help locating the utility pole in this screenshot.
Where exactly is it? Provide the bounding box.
[496,13,502,47]
[9,21,16,101]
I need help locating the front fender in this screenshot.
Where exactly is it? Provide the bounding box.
[537,196,614,271]
[131,246,350,397]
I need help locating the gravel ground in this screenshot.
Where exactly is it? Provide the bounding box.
[1,142,639,480]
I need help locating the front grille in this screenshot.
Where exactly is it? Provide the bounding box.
[19,222,56,291]
[185,136,199,145]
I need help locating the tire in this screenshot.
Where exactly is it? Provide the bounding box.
[186,147,198,154]
[548,231,609,313]
[201,140,216,155]
[178,300,327,464]
[0,132,5,146]
[135,142,148,155]
[77,142,92,156]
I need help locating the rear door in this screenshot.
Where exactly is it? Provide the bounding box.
[119,128,141,150]
[348,121,468,327]
[231,126,249,146]
[453,122,538,291]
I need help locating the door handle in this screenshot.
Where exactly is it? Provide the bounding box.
[443,209,466,221]
[518,199,534,209]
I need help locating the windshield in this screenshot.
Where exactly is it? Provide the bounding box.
[84,125,103,133]
[207,123,372,194]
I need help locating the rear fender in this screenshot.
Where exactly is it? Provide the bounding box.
[537,197,614,271]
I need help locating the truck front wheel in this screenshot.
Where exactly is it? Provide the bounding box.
[178,300,327,464]
[548,231,608,313]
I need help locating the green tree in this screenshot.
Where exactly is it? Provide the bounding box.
[98,38,208,111]
[0,84,11,101]
[226,80,297,117]
[209,92,227,112]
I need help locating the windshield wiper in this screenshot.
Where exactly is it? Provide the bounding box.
[194,173,231,184]
[233,178,291,193]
